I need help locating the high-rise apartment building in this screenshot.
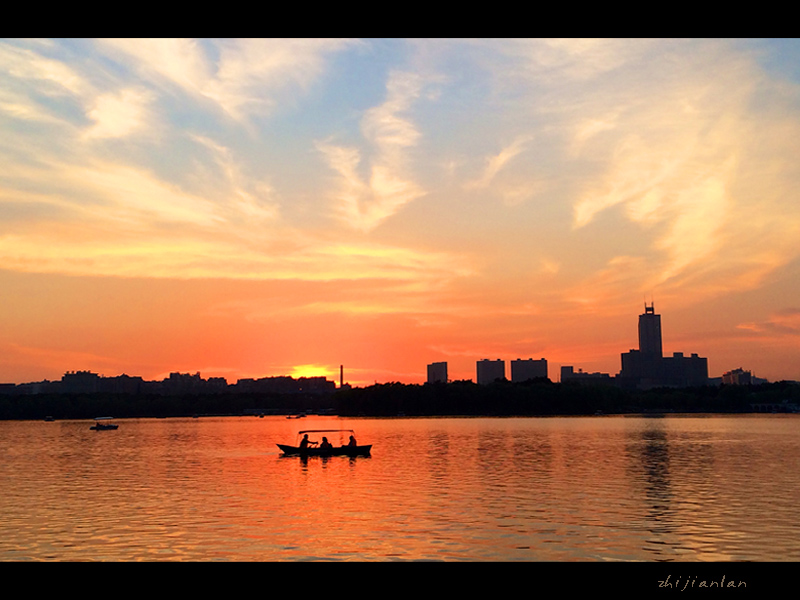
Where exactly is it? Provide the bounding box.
[477,359,505,385]
[427,362,448,384]
[510,358,548,382]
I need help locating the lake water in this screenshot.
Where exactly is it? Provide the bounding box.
[1,414,799,562]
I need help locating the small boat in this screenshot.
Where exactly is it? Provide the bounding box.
[278,429,371,457]
[90,417,118,431]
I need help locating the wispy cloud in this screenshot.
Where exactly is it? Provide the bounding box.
[0,225,474,283]
[317,70,426,231]
[97,38,356,123]
[0,40,88,98]
[738,308,800,337]
[466,135,533,191]
[555,39,800,300]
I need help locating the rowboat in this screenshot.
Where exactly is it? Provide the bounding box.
[278,429,371,457]
[277,444,372,457]
[90,417,118,431]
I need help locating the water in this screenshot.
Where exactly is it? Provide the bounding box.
[1,415,799,561]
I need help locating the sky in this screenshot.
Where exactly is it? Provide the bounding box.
[2,38,800,387]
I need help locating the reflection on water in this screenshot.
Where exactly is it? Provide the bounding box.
[1,415,799,561]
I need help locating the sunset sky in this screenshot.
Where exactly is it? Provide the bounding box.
[2,38,800,386]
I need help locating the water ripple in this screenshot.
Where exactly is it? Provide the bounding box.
[1,416,799,560]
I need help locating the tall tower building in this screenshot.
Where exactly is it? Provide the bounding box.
[620,302,707,389]
[638,302,663,359]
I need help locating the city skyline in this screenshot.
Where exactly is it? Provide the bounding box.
[2,39,800,386]
[0,303,766,389]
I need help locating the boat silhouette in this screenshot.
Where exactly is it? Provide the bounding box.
[278,429,371,457]
[90,417,118,431]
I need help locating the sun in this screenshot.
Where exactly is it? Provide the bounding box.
[290,364,334,379]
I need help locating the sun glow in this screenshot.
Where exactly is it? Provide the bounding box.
[290,364,336,380]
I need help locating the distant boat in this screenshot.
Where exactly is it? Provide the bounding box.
[44,416,55,422]
[90,417,118,431]
[278,429,371,457]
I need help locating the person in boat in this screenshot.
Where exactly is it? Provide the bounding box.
[347,435,358,447]
[299,434,317,450]
[320,436,333,450]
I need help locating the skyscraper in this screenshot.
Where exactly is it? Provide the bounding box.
[619,303,707,389]
[638,302,662,358]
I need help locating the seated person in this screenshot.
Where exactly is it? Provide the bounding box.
[320,436,333,450]
[347,435,358,447]
[299,434,317,449]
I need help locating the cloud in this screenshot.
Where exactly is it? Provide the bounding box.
[98,38,211,96]
[650,172,729,285]
[562,255,649,309]
[738,308,800,337]
[465,135,533,191]
[3,39,800,310]
[63,160,224,228]
[97,38,356,122]
[0,41,94,132]
[0,222,474,283]
[83,87,157,139]
[0,41,87,98]
[525,38,640,80]
[189,135,279,226]
[555,40,800,300]
[317,70,427,232]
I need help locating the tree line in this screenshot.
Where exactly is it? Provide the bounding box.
[2,378,799,420]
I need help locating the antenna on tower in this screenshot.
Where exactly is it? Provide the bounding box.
[644,292,655,313]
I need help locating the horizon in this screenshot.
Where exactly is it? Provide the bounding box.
[2,39,800,387]
[0,313,781,387]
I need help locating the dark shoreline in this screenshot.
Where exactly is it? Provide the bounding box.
[2,379,798,421]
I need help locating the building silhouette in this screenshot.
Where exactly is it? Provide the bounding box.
[234,375,335,394]
[638,302,663,358]
[477,359,505,385]
[618,303,708,389]
[0,370,337,396]
[60,370,102,394]
[722,368,752,385]
[511,358,548,382]
[427,362,448,384]
[560,366,612,384]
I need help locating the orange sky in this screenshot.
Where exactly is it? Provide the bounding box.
[2,39,800,386]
